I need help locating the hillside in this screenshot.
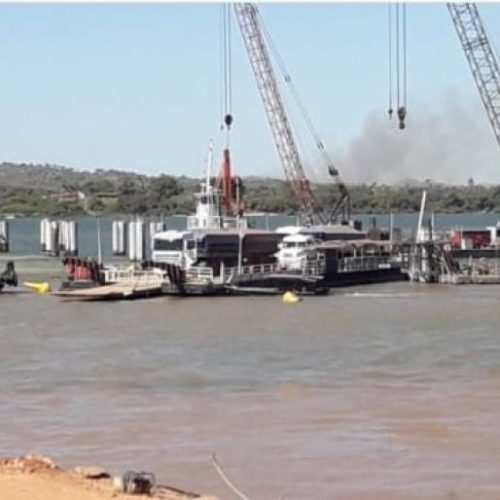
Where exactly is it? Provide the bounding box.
[0,162,146,192]
[1,162,500,216]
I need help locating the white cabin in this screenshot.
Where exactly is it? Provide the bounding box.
[152,230,197,268]
[275,233,318,271]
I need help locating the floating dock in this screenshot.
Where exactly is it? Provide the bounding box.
[54,277,163,301]
[447,274,500,285]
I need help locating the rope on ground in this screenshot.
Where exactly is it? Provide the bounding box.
[211,453,250,500]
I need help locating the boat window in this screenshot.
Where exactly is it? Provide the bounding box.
[186,240,196,250]
[154,239,183,251]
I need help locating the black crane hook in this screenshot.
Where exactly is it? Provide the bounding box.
[224,114,233,129]
[328,163,339,177]
[397,106,406,130]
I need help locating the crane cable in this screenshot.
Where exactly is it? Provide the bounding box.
[402,4,407,113]
[396,3,400,111]
[256,9,341,180]
[388,3,407,129]
[388,4,393,119]
[220,3,233,144]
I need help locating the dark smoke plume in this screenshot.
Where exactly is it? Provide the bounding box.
[334,96,500,185]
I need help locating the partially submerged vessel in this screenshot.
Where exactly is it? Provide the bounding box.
[148,163,403,295]
[149,143,318,295]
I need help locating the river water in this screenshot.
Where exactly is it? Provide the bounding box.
[1,214,500,499]
[1,283,500,498]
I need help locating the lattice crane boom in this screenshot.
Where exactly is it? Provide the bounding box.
[448,3,500,151]
[233,3,323,225]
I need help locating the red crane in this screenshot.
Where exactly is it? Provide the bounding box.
[233,3,350,225]
[448,3,500,153]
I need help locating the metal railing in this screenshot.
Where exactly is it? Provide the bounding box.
[223,259,325,280]
[186,267,214,281]
[183,258,327,285]
[337,255,396,273]
[187,215,222,230]
[187,215,248,230]
[104,266,165,286]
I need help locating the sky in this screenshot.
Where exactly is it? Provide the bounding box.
[1,2,500,185]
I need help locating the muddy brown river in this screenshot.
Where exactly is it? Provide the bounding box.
[1,273,500,499]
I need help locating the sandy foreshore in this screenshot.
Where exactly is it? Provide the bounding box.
[0,455,217,500]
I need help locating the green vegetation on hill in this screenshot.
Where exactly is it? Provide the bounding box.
[1,162,500,216]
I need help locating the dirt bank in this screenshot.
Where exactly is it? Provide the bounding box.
[0,455,217,500]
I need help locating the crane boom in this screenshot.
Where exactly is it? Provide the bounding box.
[233,3,324,225]
[448,3,500,151]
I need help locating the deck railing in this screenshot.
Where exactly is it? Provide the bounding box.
[104,266,164,286]
[187,215,248,230]
[223,260,325,280]
[337,255,396,273]
[186,266,214,281]
[183,258,326,285]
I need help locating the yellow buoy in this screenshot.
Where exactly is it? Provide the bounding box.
[24,281,51,294]
[282,290,301,304]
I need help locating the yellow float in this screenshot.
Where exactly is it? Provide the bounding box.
[282,290,301,304]
[24,281,51,294]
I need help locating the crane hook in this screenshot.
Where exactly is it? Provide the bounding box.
[397,106,406,130]
[224,113,233,129]
[388,108,394,120]
[328,164,339,177]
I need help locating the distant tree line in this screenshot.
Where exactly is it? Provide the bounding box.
[1,162,500,216]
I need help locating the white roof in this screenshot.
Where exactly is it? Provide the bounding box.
[302,224,365,235]
[154,230,192,241]
[275,225,304,235]
[282,233,315,242]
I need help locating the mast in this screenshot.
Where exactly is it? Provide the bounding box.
[96,217,102,264]
[206,139,214,194]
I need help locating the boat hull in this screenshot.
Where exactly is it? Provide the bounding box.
[322,267,406,287]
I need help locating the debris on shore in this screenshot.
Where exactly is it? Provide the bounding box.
[0,455,218,500]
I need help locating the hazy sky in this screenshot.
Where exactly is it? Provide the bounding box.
[1,3,500,184]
